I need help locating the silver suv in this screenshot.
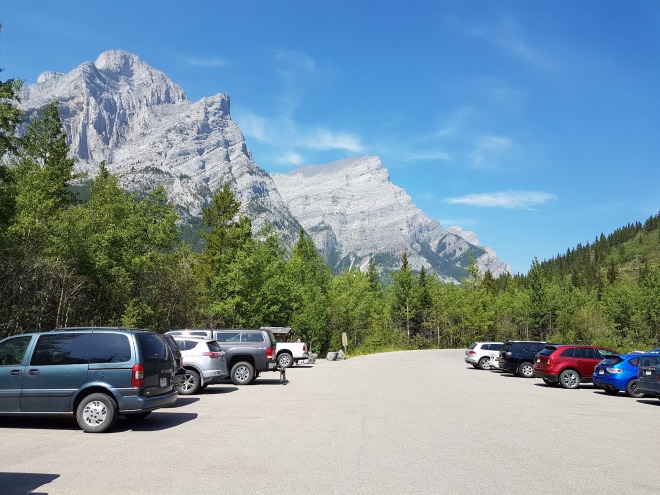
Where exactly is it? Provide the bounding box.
[464,341,504,370]
[171,337,229,394]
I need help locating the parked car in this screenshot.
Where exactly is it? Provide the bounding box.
[161,333,186,389]
[170,337,228,394]
[637,354,660,399]
[593,353,645,397]
[0,327,178,433]
[167,329,278,385]
[261,326,309,368]
[487,355,503,371]
[499,341,547,377]
[464,342,503,370]
[532,345,619,389]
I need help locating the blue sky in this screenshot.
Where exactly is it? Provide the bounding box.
[2,1,659,274]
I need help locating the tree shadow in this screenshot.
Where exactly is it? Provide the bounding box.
[0,472,59,495]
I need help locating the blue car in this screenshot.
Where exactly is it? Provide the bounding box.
[593,353,645,398]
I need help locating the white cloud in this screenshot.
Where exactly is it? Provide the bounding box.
[275,151,304,166]
[297,128,363,152]
[185,56,231,68]
[404,150,451,162]
[443,191,557,209]
[468,134,513,168]
[235,111,268,141]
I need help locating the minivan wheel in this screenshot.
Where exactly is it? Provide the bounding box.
[76,393,118,433]
[177,369,201,395]
[626,379,645,398]
[231,361,255,385]
[518,362,534,378]
[559,369,580,389]
[278,353,294,369]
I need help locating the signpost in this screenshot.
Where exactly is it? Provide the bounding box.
[341,332,348,357]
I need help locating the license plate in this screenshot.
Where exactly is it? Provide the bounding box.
[536,358,540,363]
[160,377,168,387]
[598,370,604,375]
[645,370,652,376]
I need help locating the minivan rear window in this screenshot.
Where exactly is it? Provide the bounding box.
[640,355,660,367]
[136,333,169,363]
[90,333,131,363]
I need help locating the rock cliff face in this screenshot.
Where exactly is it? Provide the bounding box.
[272,156,511,281]
[19,50,301,240]
[19,50,510,281]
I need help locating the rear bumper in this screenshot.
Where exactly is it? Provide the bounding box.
[464,356,479,365]
[267,360,278,371]
[532,371,557,381]
[637,381,660,397]
[116,389,178,413]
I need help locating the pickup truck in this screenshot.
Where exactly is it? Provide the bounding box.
[166,329,278,385]
[260,327,309,368]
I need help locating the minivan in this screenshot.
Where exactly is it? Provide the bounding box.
[0,327,178,433]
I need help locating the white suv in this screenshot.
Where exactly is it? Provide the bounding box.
[464,342,504,370]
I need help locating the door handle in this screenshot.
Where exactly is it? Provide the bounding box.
[10,370,22,376]
[28,369,40,376]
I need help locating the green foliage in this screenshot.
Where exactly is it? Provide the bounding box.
[0,58,657,353]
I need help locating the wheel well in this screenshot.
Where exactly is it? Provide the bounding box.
[277,350,293,357]
[73,387,117,414]
[229,355,255,370]
[560,368,580,377]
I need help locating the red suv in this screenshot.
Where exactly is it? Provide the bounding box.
[533,345,619,389]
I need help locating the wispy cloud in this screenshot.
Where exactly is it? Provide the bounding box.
[443,191,557,209]
[275,151,304,166]
[468,134,514,169]
[454,16,562,74]
[297,128,363,152]
[184,56,231,68]
[403,150,451,162]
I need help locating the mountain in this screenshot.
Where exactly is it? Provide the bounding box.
[272,156,511,281]
[19,50,301,241]
[18,50,510,282]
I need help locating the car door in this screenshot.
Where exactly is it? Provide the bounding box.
[0,335,34,412]
[20,333,91,413]
[576,348,599,377]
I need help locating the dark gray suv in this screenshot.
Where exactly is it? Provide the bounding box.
[0,327,178,433]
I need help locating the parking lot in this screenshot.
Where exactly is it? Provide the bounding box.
[2,349,659,495]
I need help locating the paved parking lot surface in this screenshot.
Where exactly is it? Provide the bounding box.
[2,349,659,494]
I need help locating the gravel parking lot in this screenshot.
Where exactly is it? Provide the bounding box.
[2,349,659,495]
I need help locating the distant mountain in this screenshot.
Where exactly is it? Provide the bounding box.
[19,50,301,242]
[19,50,511,282]
[272,156,511,281]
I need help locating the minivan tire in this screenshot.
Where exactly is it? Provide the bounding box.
[518,362,534,378]
[177,369,201,395]
[231,361,255,385]
[76,393,118,433]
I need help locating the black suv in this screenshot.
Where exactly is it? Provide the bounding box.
[499,341,547,378]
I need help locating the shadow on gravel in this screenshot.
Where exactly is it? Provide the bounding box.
[167,397,200,407]
[113,411,198,432]
[293,365,314,369]
[0,471,59,495]
[253,378,289,385]
[202,386,239,395]
[0,415,79,431]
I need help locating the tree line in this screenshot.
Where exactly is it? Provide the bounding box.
[1,59,658,355]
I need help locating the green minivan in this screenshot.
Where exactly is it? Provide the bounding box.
[0,327,178,432]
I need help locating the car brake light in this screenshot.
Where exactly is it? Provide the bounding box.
[303,344,307,352]
[131,364,145,388]
[203,352,221,358]
[606,367,623,374]
[266,346,274,359]
[468,351,476,355]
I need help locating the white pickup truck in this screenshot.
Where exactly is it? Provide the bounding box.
[260,327,309,368]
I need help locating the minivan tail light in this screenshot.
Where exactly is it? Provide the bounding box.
[132,364,145,388]
[266,346,274,359]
